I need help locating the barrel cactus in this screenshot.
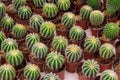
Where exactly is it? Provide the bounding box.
[82,59,100,77]
[52,36,68,52]
[0,31,6,44]
[84,36,101,52]
[33,0,46,7]
[0,2,6,18]
[13,0,26,9]
[40,21,56,38]
[0,64,16,80]
[24,63,40,80]
[32,42,48,59]
[87,0,101,9]
[103,23,119,40]
[46,51,65,70]
[61,12,76,28]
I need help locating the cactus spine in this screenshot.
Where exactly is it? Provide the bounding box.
[33,0,46,7]
[13,0,26,9]
[0,31,6,44]
[0,2,6,18]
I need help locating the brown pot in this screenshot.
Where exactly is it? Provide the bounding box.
[76,20,88,30]
[2,0,12,6]
[83,51,94,60]
[0,54,6,65]
[115,40,120,58]
[94,76,100,80]
[31,5,42,14]
[90,27,102,37]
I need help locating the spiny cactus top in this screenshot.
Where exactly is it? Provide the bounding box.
[12,24,27,38]
[13,0,26,9]
[0,2,6,18]
[87,0,101,9]
[0,31,6,44]
[32,42,48,59]
[40,21,56,38]
[69,25,85,41]
[33,0,46,7]
[84,36,101,52]
[24,63,41,80]
[43,3,58,18]
[103,23,119,40]
[46,51,65,70]
[82,59,100,77]
[99,43,114,59]
[65,44,82,63]
[1,38,18,53]
[80,5,93,20]
[61,12,76,28]
[0,64,16,80]
[100,70,118,80]
[52,36,68,52]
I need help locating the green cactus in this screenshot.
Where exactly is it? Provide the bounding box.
[99,43,114,59]
[0,31,6,44]
[43,3,58,18]
[33,0,46,7]
[18,6,32,20]
[103,23,119,40]
[1,38,18,53]
[12,24,27,38]
[46,51,65,70]
[90,10,104,26]
[82,59,100,77]
[65,44,82,62]
[6,49,24,66]
[80,5,93,20]
[26,33,40,49]
[0,2,6,18]
[87,0,101,9]
[0,64,16,80]
[29,14,44,32]
[24,63,40,80]
[52,36,68,52]
[69,25,85,41]
[61,12,76,28]
[13,0,26,9]
[40,21,56,38]
[32,42,48,59]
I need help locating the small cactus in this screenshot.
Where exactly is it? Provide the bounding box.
[33,0,46,7]
[0,2,6,18]
[0,31,6,44]
[87,0,101,9]
[13,0,26,9]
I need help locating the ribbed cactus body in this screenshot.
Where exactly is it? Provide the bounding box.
[33,0,46,7]
[0,31,6,44]
[43,73,60,80]
[87,0,101,9]
[13,0,26,9]
[0,2,6,18]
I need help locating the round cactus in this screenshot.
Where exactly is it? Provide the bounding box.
[87,0,101,9]
[29,14,44,32]
[46,51,65,70]
[99,43,114,59]
[40,21,56,38]
[69,25,85,41]
[33,0,46,7]
[103,23,119,40]
[43,3,58,18]
[6,49,24,66]
[84,36,101,52]
[82,59,100,77]
[52,36,68,52]
[0,64,16,80]
[24,63,40,80]
[57,0,71,11]
[90,10,104,26]
[26,33,40,49]
[12,24,27,38]
[1,38,18,53]
[0,31,6,44]
[13,0,26,9]
[0,2,6,18]
[18,6,32,20]
[65,44,82,62]
[80,5,93,20]
[61,12,76,28]
[32,42,48,59]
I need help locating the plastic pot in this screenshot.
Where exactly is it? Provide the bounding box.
[76,20,88,30]
[115,40,120,58]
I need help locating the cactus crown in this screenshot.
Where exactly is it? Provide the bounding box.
[46,51,65,70]
[87,0,101,9]
[0,2,6,18]
[65,44,82,62]
[13,0,26,9]
[82,59,100,77]
[0,31,6,44]
[33,0,46,7]
[24,63,40,80]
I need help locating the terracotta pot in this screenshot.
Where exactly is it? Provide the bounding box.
[56,29,66,36]
[94,76,100,80]
[103,0,107,10]
[79,75,95,80]
[2,0,12,6]
[0,54,6,65]
[115,40,120,58]
[31,5,42,14]
[76,20,88,30]
[90,27,102,37]
[23,51,30,62]
[83,51,94,60]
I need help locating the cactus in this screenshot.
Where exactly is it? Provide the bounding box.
[87,0,101,9]
[0,31,6,44]
[84,36,101,52]
[61,12,76,28]
[82,59,100,77]
[13,0,26,9]
[26,33,40,49]
[80,5,93,20]
[18,6,32,20]
[40,21,56,38]
[32,42,48,59]
[24,63,40,80]
[29,14,44,32]
[12,24,27,38]
[103,23,119,40]
[6,49,24,66]
[65,44,82,62]
[90,10,104,26]
[0,2,6,18]
[46,51,65,70]
[43,3,58,18]
[0,64,16,80]
[1,15,15,31]
[69,25,85,41]
[1,38,18,53]
[100,70,118,80]
[33,0,46,7]
[52,36,68,52]
[99,43,114,59]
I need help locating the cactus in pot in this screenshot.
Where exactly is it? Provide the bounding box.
[0,2,6,18]
[33,0,46,7]
[13,0,26,9]
[87,0,101,9]
[0,31,6,44]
